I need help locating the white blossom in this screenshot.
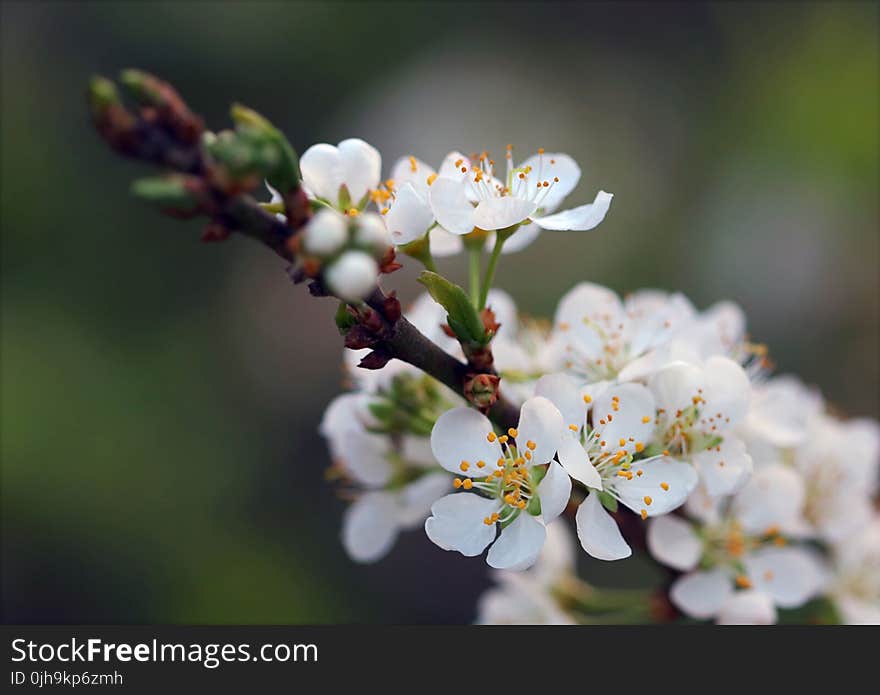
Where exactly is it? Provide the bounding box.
[428,147,612,247]
[300,138,382,210]
[323,250,379,302]
[424,397,570,569]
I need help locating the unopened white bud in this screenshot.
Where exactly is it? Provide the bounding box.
[354,212,391,256]
[302,208,349,257]
[324,250,379,302]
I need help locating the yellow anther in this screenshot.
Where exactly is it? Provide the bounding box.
[635,442,645,453]
[491,512,500,522]
[408,155,417,173]
[774,536,787,547]
[347,208,359,216]
[640,509,648,520]
[583,394,592,404]
[607,414,613,422]
[524,451,532,460]
[496,458,505,467]
[526,440,537,450]
[636,470,644,477]
[498,435,509,444]
[476,460,486,469]
[644,496,653,506]
[459,461,470,472]
[660,482,669,491]
[517,500,527,509]
[483,517,493,525]
[507,428,518,438]
[453,478,462,489]
[735,575,752,589]
[569,424,579,432]
[462,479,473,490]
[662,450,670,457]
[619,438,626,447]
[641,416,651,424]
[764,525,780,536]
[538,147,545,154]
[426,173,438,186]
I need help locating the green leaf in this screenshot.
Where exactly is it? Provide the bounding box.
[598,491,618,513]
[417,271,487,345]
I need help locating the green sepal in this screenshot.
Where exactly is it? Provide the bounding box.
[526,496,542,516]
[334,302,358,336]
[598,490,618,513]
[417,271,487,345]
[230,103,301,194]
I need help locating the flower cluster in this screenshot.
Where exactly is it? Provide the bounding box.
[295,137,877,625]
[88,73,876,626]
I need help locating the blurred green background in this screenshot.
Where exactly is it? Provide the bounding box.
[1,1,877,623]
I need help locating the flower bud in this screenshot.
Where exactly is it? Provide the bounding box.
[354,212,391,256]
[324,250,379,302]
[302,209,348,257]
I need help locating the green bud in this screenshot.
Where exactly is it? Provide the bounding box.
[87,76,122,117]
[119,69,164,107]
[418,271,487,345]
[230,103,300,194]
[131,175,202,213]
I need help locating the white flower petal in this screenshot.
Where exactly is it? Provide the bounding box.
[431,407,502,475]
[299,143,344,203]
[337,138,381,204]
[537,461,572,522]
[744,547,827,609]
[516,396,565,465]
[390,155,435,198]
[670,569,733,619]
[535,373,588,429]
[342,492,399,563]
[532,520,577,584]
[429,177,475,235]
[613,456,698,517]
[397,472,452,528]
[333,429,393,487]
[499,223,542,254]
[693,435,753,497]
[518,152,581,210]
[473,197,538,231]
[436,151,471,181]
[532,190,613,231]
[717,590,777,625]
[647,515,701,571]
[648,361,704,415]
[428,226,464,257]
[487,512,547,570]
[702,356,751,427]
[575,492,632,561]
[556,435,602,489]
[732,464,806,535]
[384,183,434,246]
[424,493,499,556]
[592,382,656,456]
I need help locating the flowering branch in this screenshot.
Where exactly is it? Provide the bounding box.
[87,69,518,425]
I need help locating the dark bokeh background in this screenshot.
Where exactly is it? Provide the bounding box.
[2,1,877,623]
